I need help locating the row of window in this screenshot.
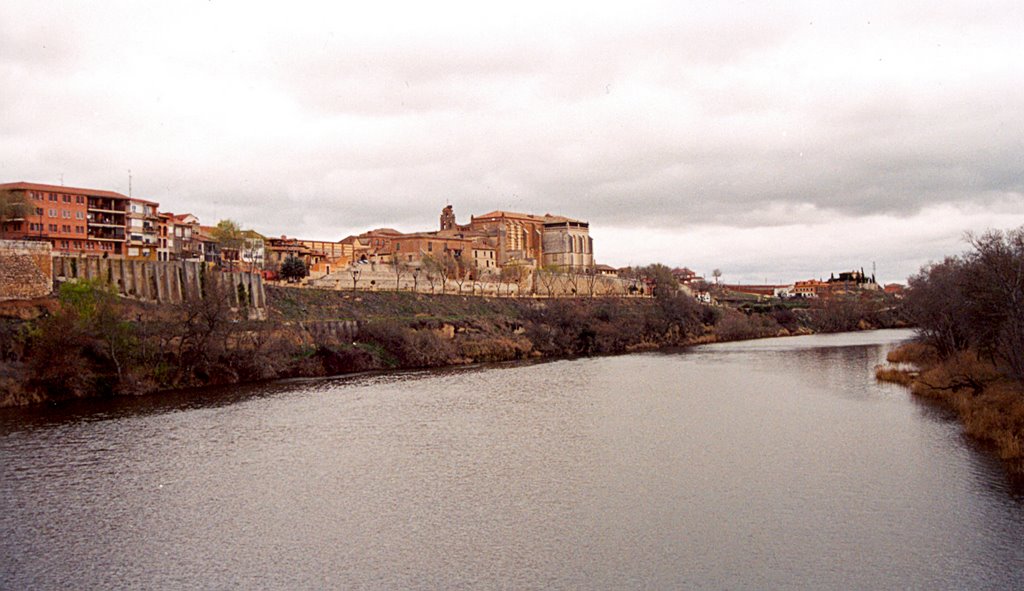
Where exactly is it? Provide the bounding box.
[56,240,116,251]
[27,223,85,233]
[30,192,86,204]
[30,193,85,204]
[41,208,85,219]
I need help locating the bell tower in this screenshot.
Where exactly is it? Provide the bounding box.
[440,204,456,231]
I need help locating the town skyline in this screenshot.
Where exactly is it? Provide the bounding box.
[3,1,1022,284]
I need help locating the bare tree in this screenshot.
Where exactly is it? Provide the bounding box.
[537,265,561,297]
[450,254,472,294]
[905,257,971,358]
[421,254,443,294]
[964,228,1024,382]
[583,266,601,297]
[390,257,407,291]
[565,266,583,297]
[498,264,519,297]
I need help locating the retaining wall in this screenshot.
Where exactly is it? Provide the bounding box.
[0,240,53,301]
[51,256,266,309]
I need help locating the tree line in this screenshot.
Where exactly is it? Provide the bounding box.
[904,227,1024,385]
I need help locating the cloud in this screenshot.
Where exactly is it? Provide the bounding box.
[0,0,1022,282]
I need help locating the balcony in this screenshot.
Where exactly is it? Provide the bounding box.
[88,213,124,226]
[88,227,126,241]
[87,197,127,213]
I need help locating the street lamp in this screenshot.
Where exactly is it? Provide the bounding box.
[351,267,361,291]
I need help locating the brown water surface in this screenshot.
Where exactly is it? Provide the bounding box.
[2,329,1022,589]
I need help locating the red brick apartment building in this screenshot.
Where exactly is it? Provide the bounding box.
[0,182,129,256]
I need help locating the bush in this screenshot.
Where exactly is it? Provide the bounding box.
[358,320,456,368]
[714,309,781,341]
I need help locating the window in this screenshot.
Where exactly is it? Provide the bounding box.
[60,241,69,249]
[427,242,433,251]
[62,210,71,218]
[48,224,57,231]
[35,207,43,215]
[48,209,57,217]
[49,193,57,202]
[75,196,84,204]
[62,195,71,203]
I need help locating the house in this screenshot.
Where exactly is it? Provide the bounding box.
[793,279,830,298]
[671,267,703,284]
[827,269,879,293]
[161,213,201,261]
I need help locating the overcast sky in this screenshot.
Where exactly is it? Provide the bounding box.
[2,1,1022,283]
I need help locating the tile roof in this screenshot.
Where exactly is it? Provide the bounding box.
[0,181,130,200]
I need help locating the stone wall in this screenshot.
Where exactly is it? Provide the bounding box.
[0,240,53,301]
[305,264,633,297]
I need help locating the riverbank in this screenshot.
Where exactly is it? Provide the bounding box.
[0,283,904,407]
[876,343,1024,473]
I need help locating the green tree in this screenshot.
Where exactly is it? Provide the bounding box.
[0,188,29,238]
[638,263,680,298]
[280,256,308,282]
[211,219,244,249]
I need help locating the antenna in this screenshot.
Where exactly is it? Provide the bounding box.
[128,169,132,197]
[60,173,64,186]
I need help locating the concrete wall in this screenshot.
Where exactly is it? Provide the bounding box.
[51,256,266,310]
[0,240,53,301]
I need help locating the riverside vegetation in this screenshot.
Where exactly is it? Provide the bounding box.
[876,228,1024,472]
[0,264,903,407]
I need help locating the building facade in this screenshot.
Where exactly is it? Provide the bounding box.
[126,198,160,260]
[541,216,593,270]
[0,182,128,256]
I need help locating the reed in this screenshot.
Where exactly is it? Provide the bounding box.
[874,366,915,386]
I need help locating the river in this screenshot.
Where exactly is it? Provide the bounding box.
[2,329,1022,589]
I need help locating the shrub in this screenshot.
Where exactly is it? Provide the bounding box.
[358,320,456,368]
[714,309,780,341]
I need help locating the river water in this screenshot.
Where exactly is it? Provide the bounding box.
[2,329,1022,589]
